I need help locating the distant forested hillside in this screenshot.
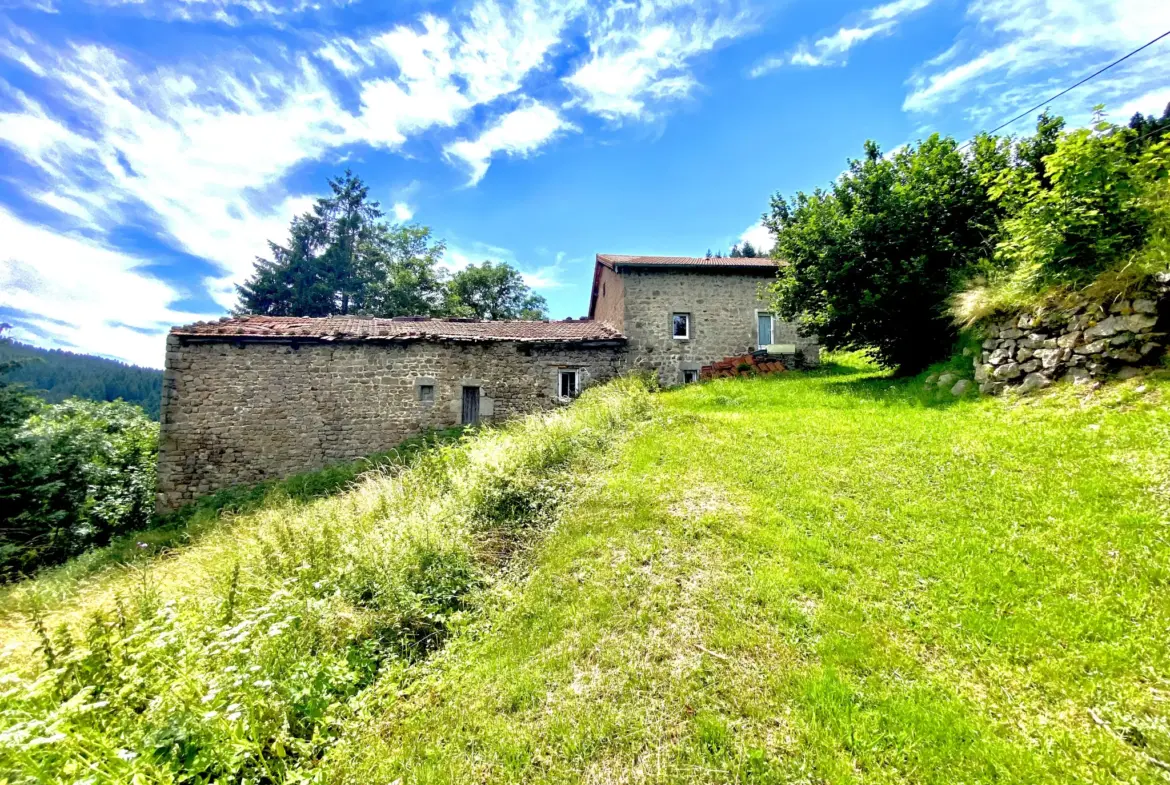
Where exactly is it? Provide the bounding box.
[0,339,162,419]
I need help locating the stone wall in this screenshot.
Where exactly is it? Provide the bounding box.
[618,269,819,383]
[592,264,625,332]
[157,337,626,511]
[974,279,1168,394]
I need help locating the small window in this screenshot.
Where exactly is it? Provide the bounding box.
[418,384,434,403]
[559,369,579,399]
[683,369,699,384]
[672,313,690,339]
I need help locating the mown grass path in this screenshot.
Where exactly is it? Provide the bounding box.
[333,356,1170,784]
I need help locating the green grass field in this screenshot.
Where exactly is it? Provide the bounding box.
[331,356,1170,784]
[4,357,1169,783]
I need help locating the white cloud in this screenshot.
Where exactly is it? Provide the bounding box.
[738,222,774,253]
[520,265,565,290]
[444,101,574,185]
[867,0,935,22]
[1113,87,1170,121]
[904,0,1170,117]
[92,0,355,25]
[564,1,752,120]
[0,206,214,368]
[439,239,562,290]
[752,0,932,76]
[440,240,517,275]
[0,1,592,361]
[0,0,760,363]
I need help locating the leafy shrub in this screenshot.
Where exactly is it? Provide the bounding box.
[0,376,654,784]
[978,113,1170,306]
[1,399,158,579]
[766,134,1004,372]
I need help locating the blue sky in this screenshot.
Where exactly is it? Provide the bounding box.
[1,0,1167,368]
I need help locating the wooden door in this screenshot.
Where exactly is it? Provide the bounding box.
[461,386,480,425]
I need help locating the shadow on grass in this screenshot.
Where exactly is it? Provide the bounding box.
[710,352,977,411]
[0,427,464,608]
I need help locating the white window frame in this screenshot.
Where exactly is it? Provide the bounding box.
[558,368,580,399]
[756,310,774,350]
[671,312,691,340]
[682,369,699,384]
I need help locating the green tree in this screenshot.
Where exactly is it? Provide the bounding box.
[0,359,39,570]
[984,112,1169,297]
[236,171,447,318]
[1128,102,1170,147]
[354,224,448,316]
[740,240,758,258]
[766,134,1003,372]
[445,261,549,320]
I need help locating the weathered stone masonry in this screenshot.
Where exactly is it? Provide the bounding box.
[159,254,821,509]
[589,256,819,384]
[157,330,625,511]
[974,276,1169,394]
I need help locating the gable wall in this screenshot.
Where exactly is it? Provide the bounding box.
[618,268,818,383]
[591,264,625,332]
[157,337,625,511]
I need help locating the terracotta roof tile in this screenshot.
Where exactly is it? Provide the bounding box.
[596,254,777,269]
[171,315,625,344]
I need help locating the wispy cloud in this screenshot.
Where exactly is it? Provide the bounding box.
[751,0,934,76]
[738,222,774,253]
[445,101,574,185]
[903,0,1170,119]
[0,205,215,368]
[564,1,753,121]
[0,0,764,363]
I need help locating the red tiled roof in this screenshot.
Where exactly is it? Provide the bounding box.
[172,316,625,344]
[596,254,777,269]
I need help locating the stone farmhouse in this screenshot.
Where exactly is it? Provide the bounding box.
[157,255,817,510]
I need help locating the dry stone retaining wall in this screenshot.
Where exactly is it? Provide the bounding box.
[974,277,1169,395]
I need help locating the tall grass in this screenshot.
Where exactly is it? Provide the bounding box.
[0,376,654,784]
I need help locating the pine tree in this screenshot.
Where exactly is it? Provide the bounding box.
[236,171,448,318]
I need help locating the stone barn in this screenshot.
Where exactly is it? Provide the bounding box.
[158,253,818,509]
[156,317,626,511]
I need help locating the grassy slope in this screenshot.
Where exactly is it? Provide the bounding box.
[0,428,462,635]
[332,355,1170,784]
[0,381,654,783]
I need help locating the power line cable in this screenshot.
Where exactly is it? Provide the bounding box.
[958,28,1170,149]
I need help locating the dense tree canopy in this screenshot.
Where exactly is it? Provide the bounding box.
[765,109,1170,371]
[0,363,158,578]
[445,261,548,320]
[236,171,546,321]
[765,134,1005,372]
[236,171,450,318]
[0,338,162,419]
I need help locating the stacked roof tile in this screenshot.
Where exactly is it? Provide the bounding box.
[172,316,625,343]
[595,254,777,269]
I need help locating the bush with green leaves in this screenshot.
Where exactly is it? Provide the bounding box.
[959,112,1170,318]
[0,375,654,784]
[1,397,158,579]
